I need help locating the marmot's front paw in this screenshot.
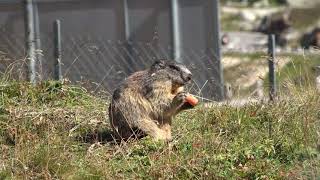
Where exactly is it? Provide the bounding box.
[173,92,193,110]
[175,91,188,103]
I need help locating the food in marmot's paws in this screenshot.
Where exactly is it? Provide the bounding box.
[185,95,198,106]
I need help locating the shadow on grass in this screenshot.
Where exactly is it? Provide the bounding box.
[75,128,146,145]
[75,129,118,144]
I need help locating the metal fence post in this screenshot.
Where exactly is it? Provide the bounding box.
[268,34,276,101]
[33,2,43,80]
[123,0,136,73]
[53,20,62,81]
[211,0,225,101]
[171,0,182,62]
[24,0,36,84]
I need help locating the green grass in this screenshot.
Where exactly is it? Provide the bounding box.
[0,79,319,179]
[276,54,320,90]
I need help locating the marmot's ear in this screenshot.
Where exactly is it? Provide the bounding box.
[151,60,166,70]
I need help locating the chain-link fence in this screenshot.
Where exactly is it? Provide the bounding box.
[0,33,224,98]
[0,0,225,100]
[43,34,224,98]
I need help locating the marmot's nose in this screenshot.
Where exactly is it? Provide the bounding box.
[184,73,192,82]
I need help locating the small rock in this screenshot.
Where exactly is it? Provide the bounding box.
[240,11,257,22]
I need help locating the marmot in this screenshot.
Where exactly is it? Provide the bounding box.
[108,60,193,141]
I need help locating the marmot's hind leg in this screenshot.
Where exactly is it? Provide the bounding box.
[160,123,172,141]
[137,118,171,141]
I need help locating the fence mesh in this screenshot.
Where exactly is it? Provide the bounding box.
[0,0,226,100]
[0,32,224,99]
[57,35,223,98]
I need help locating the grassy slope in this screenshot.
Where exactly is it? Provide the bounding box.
[276,53,320,89]
[223,52,320,96]
[0,80,319,179]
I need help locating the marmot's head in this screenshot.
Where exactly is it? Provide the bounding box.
[149,60,192,93]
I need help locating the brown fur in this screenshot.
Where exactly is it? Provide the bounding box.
[108,60,193,141]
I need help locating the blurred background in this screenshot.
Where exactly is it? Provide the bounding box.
[220,0,320,51]
[220,0,320,101]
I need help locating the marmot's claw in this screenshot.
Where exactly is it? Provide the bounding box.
[175,92,188,102]
[173,92,194,111]
[175,92,195,110]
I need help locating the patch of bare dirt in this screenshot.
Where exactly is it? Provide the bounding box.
[223,56,290,89]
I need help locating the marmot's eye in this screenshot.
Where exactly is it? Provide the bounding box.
[169,65,180,71]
